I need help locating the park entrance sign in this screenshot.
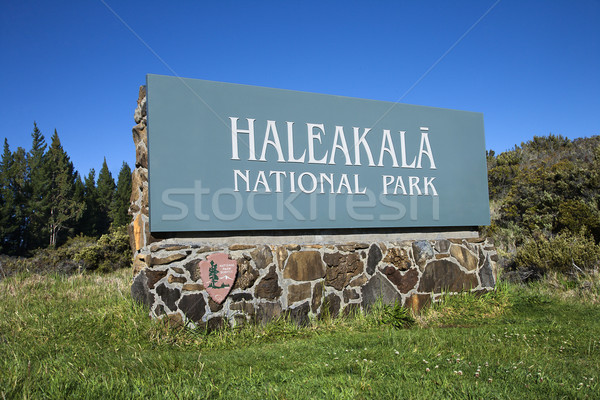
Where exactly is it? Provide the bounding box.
[130,76,498,329]
[146,74,490,233]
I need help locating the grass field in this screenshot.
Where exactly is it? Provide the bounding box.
[1,268,599,399]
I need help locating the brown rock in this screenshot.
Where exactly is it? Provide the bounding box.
[404,293,431,314]
[343,288,360,302]
[171,267,184,274]
[304,244,323,249]
[321,293,341,319]
[380,266,419,294]
[229,244,255,251]
[256,302,282,325]
[149,252,187,266]
[417,260,479,293]
[132,253,149,276]
[349,274,368,287]
[274,246,288,270]
[130,187,141,206]
[284,244,301,251]
[132,214,144,251]
[182,283,204,291]
[183,259,202,282]
[141,192,149,217]
[230,301,255,315]
[466,237,486,244]
[145,269,167,289]
[288,283,311,304]
[382,247,412,271]
[450,245,478,271]
[208,298,223,312]
[136,143,148,169]
[195,245,223,253]
[435,253,449,259]
[250,245,273,269]
[131,168,147,192]
[168,275,186,284]
[336,245,356,252]
[233,256,259,290]
[323,252,364,290]
[143,220,158,245]
[283,251,325,281]
[255,265,282,300]
[150,245,188,252]
[311,282,324,313]
[132,123,147,147]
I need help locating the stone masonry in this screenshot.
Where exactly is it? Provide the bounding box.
[129,86,498,328]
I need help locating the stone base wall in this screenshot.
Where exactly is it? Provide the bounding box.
[128,86,498,328]
[130,238,497,328]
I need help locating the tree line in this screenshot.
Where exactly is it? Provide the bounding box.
[0,123,131,255]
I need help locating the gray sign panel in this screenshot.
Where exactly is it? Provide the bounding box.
[146,74,490,232]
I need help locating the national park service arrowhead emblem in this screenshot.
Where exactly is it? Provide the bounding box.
[199,253,237,304]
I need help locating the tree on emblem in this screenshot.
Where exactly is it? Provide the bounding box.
[208,260,230,289]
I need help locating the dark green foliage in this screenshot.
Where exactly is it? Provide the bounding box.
[1,228,131,278]
[73,225,132,272]
[110,162,132,227]
[44,130,85,246]
[26,123,49,249]
[515,230,600,274]
[1,123,130,258]
[96,158,116,234]
[0,140,29,254]
[78,169,101,237]
[486,134,600,274]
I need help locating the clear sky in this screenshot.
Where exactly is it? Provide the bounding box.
[1,1,599,177]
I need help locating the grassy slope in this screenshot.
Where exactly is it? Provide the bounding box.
[1,269,599,399]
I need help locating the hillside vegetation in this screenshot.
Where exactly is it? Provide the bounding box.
[484,134,600,277]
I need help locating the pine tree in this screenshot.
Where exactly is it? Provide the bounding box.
[0,139,15,253]
[45,130,84,247]
[110,162,132,227]
[78,169,99,236]
[0,140,29,254]
[26,122,49,249]
[96,158,115,234]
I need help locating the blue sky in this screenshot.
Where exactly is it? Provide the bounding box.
[1,1,599,177]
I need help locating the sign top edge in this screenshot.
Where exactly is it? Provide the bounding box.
[145,73,484,117]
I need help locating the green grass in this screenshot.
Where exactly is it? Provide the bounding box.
[1,269,599,399]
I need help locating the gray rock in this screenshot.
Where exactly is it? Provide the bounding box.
[131,270,154,308]
[367,244,382,275]
[155,283,181,312]
[178,293,206,323]
[361,273,401,310]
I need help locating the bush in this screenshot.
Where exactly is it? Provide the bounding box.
[515,230,600,274]
[74,226,131,272]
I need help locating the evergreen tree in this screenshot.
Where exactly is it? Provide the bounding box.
[110,162,132,227]
[0,140,29,254]
[45,130,84,246]
[96,158,115,234]
[79,169,100,236]
[26,122,49,249]
[0,139,15,253]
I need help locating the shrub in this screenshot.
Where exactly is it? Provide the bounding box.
[515,230,600,274]
[74,226,131,272]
